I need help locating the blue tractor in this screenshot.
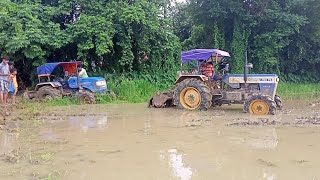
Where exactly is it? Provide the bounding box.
[149,49,283,115]
[24,61,112,104]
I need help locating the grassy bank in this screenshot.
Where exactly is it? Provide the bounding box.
[45,80,320,106]
[47,78,172,106]
[277,83,320,99]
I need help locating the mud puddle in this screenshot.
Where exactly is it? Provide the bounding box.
[0,99,320,179]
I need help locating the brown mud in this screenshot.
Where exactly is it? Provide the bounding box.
[0,99,319,179]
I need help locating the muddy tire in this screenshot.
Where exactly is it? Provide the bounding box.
[23,91,31,100]
[79,90,96,104]
[274,93,283,110]
[173,79,212,111]
[37,86,62,101]
[243,94,276,115]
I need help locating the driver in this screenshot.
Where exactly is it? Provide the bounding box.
[77,65,88,78]
[200,62,222,80]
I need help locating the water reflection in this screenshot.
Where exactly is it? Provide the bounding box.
[263,171,276,180]
[168,148,193,180]
[248,128,278,150]
[0,132,18,154]
[39,128,59,142]
[68,114,108,132]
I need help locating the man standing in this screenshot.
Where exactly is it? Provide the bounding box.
[77,65,88,78]
[0,56,10,104]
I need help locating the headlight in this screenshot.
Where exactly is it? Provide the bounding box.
[96,80,106,87]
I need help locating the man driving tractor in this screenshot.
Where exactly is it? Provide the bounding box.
[200,61,222,80]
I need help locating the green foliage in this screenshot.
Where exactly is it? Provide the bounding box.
[1,0,320,90]
[230,19,250,73]
[0,0,181,87]
[174,0,319,78]
[46,75,174,106]
[47,95,80,106]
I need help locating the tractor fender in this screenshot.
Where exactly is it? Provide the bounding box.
[175,75,208,85]
[35,82,62,91]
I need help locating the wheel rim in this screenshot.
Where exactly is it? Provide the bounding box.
[179,87,201,110]
[249,99,269,115]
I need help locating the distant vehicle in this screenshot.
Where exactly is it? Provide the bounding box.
[24,61,113,104]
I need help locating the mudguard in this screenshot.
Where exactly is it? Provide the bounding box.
[35,82,62,91]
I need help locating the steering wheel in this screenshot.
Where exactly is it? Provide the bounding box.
[49,75,56,80]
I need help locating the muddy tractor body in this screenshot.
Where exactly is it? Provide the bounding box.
[24,61,111,104]
[149,49,282,115]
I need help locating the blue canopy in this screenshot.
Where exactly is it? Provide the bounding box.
[181,49,230,63]
[37,61,81,76]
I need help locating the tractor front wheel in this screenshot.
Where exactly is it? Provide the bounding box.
[274,93,283,110]
[174,79,212,111]
[79,90,96,104]
[244,94,276,115]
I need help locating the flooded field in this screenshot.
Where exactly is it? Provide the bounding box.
[0,99,320,180]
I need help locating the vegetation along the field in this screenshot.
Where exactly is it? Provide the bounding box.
[1,0,320,103]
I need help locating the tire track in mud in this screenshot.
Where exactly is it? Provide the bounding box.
[227,112,320,127]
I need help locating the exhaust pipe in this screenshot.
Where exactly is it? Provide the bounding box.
[244,50,253,85]
[244,51,248,84]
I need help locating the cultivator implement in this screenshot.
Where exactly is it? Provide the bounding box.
[148,89,174,108]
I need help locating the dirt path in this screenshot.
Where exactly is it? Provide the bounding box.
[0,99,319,180]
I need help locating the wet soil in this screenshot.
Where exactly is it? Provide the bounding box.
[0,99,320,179]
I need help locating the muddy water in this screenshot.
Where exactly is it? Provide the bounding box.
[0,100,320,180]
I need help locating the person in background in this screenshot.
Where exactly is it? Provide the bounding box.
[77,64,88,78]
[0,56,11,104]
[9,67,18,104]
[8,61,14,72]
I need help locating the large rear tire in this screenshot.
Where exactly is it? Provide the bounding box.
[173,79,212,111]
[244,94,276,115]
[37,86,62,101]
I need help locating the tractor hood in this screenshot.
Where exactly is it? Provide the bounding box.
[68,77,108,93]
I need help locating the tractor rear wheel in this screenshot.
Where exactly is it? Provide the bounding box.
[244,94,276,115]
[274,93,283,110]
[37,86,62,101]
[79,90,96,104]
[173,79,212,111]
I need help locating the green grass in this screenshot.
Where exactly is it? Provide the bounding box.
[106,78,170,103]
[47,96,80,106]
[44,78,171,106]
[277,83,320,99]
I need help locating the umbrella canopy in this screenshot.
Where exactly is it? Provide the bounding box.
[181,49,230,63]
[37,61,81,76]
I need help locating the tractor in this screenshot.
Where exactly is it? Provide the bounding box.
[24,61,112,104]
[149,49,283,115]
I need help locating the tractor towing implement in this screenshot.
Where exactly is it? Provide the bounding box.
[148,49,283,115]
